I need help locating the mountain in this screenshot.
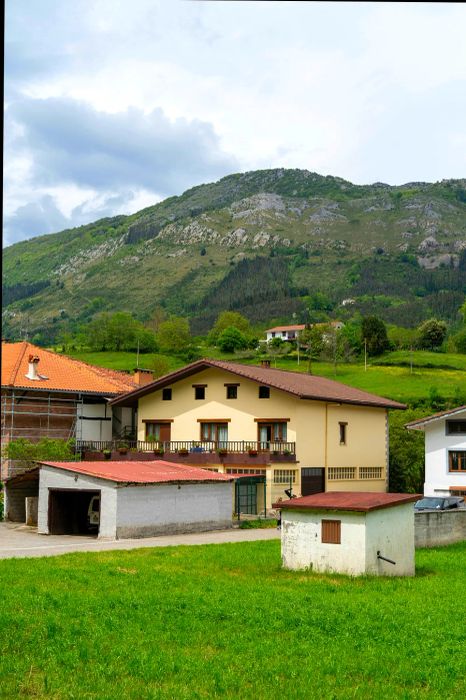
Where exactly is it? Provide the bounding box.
[3,169,466,342]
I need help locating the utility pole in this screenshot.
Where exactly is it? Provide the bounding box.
[297,331,300,365]
[136,340,140,369]
[364,338,367,372]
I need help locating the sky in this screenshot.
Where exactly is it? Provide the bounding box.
[4,1,466,247]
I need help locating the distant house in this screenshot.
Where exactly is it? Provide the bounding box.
[1,341,141,479]
[109,358,405,513]
[406,406,466,497]
[265,325,306,342]
[264,321,344,343]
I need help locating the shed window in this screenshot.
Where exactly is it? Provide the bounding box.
[162,388,172,401]
[322,519,341,544]
[259,386,270,399]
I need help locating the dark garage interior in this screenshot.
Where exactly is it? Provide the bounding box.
[48,489,100,535]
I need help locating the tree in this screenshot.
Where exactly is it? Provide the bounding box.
[217,327,248,353]
[266,337,291,367]
[361,316,390,356]
[207,311,251,345]
[150,356,171,378]
[416,318,447,351]
[157,317,191,354]
[388,410,428,493]
[453,328,466,354]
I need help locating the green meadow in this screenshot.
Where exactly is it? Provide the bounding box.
[67,349,466,404]
[1,541,465,699]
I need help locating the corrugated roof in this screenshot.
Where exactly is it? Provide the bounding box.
[273,491,420,512]
[406,405,466,430]
[110,358,406,410]
[39,460,234,484]
[1,342,138,395]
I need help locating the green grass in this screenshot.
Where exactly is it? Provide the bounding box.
[65,349,466,404]
[1,541,465,699]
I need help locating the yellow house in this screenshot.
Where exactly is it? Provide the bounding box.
[110,359,405,513]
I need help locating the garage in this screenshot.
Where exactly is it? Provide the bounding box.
[48,489,100,535]
[37,460,234,539]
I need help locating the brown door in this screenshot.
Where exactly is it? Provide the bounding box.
[301,468,325,496]
[159,423,171,444]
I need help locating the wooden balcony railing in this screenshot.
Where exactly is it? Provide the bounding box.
[76,439,296,458]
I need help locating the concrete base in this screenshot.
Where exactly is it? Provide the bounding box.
[115,519,232,539]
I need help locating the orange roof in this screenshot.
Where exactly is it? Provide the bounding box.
[273,491,420,512]
[1,342,138,395]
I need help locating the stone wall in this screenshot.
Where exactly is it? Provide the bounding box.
[415,510,466,548]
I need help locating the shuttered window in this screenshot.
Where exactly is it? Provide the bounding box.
[321,519,341,544]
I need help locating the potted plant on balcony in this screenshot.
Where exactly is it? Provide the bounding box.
[283,449,292,457]
[103,449,111,461]
[117,441,129,455]
[218,447,228,456]
[248,448,258,456]
[178,447,189,456]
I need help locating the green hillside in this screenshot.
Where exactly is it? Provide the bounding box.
[3,169,466,341]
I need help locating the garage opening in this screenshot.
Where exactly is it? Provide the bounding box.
[48,489,100,535]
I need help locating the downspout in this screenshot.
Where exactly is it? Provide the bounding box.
[324,403,328,491]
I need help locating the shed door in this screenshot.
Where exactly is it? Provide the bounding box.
[237,482,257,515]
[301,468,325,496]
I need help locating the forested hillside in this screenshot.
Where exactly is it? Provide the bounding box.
[3,169,466,342]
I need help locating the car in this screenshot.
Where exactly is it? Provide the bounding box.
[87,495,100,531]
[414,496,465,511]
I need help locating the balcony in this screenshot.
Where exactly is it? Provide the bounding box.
[77,440,297,465]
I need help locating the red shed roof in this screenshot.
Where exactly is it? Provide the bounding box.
[273,491,420,512]
[2,342,138,395]
[38,460,234,484]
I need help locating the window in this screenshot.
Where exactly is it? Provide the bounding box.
[194,386,206,400]
[328,466,356,480]
[200,422,228,445]
[162,388,172,401]
[339,422,347,445]
[322,520,341,544]
[273,469,297,484]
[226,385,238,399]
[144,421,172,443]
[258,421,287,446]
[446,421,466,435]
[449,451,466,472]
[259,386,270,399]
[226,468,266,475]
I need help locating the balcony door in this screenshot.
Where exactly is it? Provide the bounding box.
[258,422,287,450]
[200,422,228,449]
[146,422,171,445]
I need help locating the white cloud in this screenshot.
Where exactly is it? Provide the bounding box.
[4,0,466,246]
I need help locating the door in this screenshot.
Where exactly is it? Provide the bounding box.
[159,423,171,445]
[237,482,257,514]
[301,468,325,496]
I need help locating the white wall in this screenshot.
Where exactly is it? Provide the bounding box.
[424,413,466,496]
[78,403,113,442]
[38,466,117,538]
[116,481,233,538]
[281,504,415,576]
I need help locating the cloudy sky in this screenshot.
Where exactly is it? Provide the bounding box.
[4,1,466,247]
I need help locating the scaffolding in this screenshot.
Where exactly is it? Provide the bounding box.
[1,390,84,444]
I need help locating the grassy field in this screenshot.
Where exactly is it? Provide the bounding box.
[1,540,465,699]
[67,348,466,404]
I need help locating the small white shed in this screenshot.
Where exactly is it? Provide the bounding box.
[276,492,420,577]
[37,460,234,539]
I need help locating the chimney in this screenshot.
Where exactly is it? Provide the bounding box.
[260,359,271,369]
[25,354,48,381]
[133,369,154,386]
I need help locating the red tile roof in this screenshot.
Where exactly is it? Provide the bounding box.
[111,358,406,410]
[406,405,466,430]
[38,460,234,484]
[1,342,138,395]
[266,325,306,333]
[273,491,420,512]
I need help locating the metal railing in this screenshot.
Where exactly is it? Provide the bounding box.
[76,439,296,456]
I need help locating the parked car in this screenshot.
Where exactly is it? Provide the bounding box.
[414,496,464,511]
[87,495,100,531]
